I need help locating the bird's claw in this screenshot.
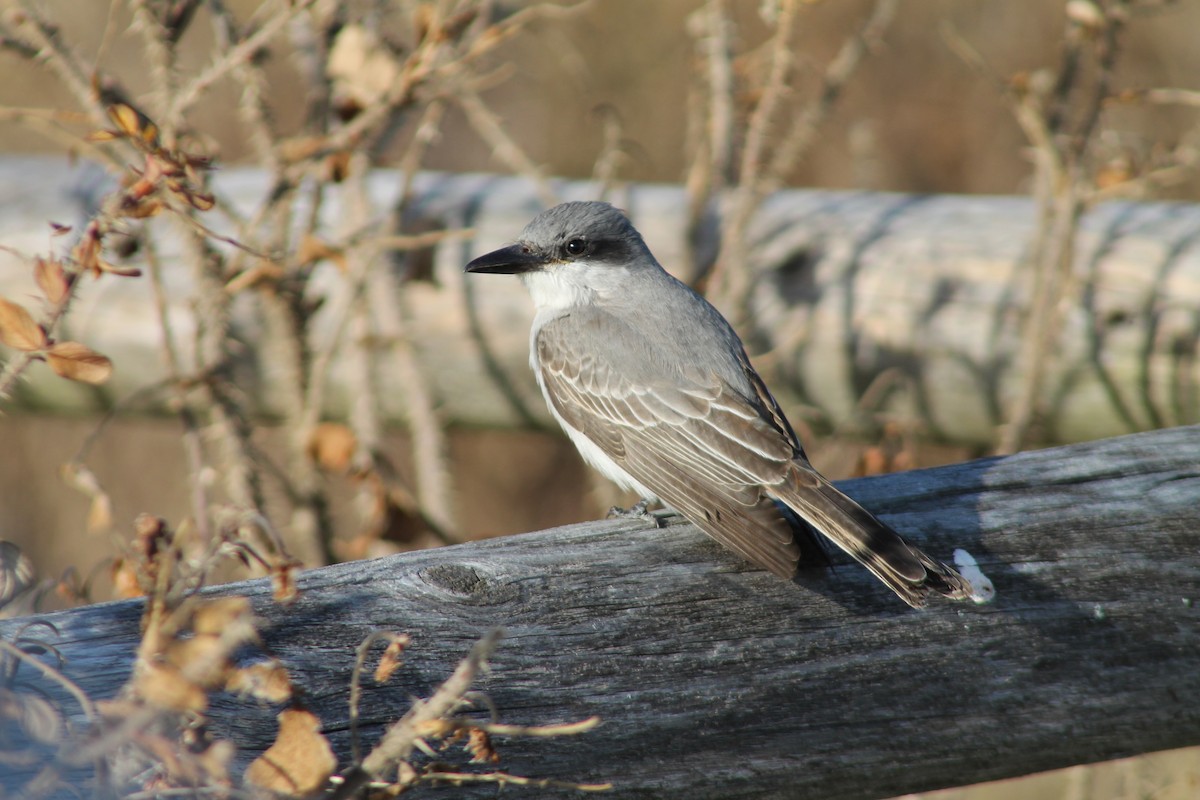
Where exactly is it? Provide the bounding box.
[606,500,667,528]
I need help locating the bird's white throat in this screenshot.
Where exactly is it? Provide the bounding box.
[520,263,597,312]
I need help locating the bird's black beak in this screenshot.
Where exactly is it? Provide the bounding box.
[464,243,547,275]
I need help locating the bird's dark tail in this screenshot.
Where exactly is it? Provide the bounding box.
[776,464,972,608]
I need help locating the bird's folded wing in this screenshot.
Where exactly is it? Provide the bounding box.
[536,315,806,577]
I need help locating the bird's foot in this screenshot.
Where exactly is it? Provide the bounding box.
[606,499,669,528]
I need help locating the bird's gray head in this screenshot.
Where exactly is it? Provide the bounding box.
[464,201,654,280]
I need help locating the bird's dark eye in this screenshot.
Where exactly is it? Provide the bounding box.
[564,238,587,256]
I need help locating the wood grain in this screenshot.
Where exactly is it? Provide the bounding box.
[2,426,1199,798]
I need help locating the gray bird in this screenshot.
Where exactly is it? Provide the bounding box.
[466,201,971,607]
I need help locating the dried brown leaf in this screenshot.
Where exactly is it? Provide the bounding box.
[73,224,102,276]
[225,660,293,703]
[466,727,500,764]
[136,662,208,713]
[192,596,253,637]
[0,298,47,351]
[111,557,144,599]
[187,191,215,212]
[34,257,70,304]
[85,129,121,143]
[374,634,411,684]
[46,341,114,385]
[413,718,456,739]
[87,491,114,534]
[271,561,300,605]
[165,636,232,687]
[108,103,141,137]
[119,198,164,220]
[55,568,86,605]
[858,446,888,477]
[244,708,336,796]
[133,513,168,560]
[140,120,160,147]
[307,422,357,472]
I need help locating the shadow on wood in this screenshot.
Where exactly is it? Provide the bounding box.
[2,426,1199,798]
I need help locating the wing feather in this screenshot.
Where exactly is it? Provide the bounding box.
[536,314,807,576]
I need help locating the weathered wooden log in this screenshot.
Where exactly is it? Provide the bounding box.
[2,157,1200,445]
[1,426,1198,798]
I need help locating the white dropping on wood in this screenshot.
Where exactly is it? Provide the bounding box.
[953,548,996,605]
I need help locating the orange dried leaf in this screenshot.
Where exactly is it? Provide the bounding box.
[108,103,141,137]
[165,636,232,687]
[307,422,357,472]
[73,226,102,276]
[0,298,47,351]
[374,634,411,684]
[85,129,121,143]
[188,191,215,212]
[133,513,168,558]
[98,259,143,277]
[46,341,113,385]
[111,557,145,599]
[87,492,114,535]
[34,258,70,305]
[191,596,253,637]
[271,561,300,605]
[245,708,336,796]
[226,661,293,703]
[136,662,208,713]
[413,718,455,739]
[466,727,499,764]
[54,568,85,605]
[120,198,164,220]
[858,446,888,477]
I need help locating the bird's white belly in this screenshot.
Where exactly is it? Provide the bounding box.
[539,377,658,500]
[529,334,657,501]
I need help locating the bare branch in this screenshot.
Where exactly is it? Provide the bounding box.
[164,0,318,126]
[4,0,108,124]
[332,630,504,800]
[456,86,557,207]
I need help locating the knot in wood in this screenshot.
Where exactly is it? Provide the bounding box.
[417,563,517,605]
